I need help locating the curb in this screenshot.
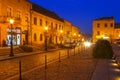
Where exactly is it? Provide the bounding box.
[0,49,61,61]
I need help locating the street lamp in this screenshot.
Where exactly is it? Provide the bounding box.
[60,30,63,44]
[73,33,76,43]
[9,19,14,56]
[44,26,48,51]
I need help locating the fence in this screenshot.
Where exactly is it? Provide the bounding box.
[0,45,93,80]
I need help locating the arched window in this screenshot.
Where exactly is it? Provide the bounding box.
[34,33,37,41]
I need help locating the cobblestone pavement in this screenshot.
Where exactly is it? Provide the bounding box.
[9,47,97,80]
[0,46,94,80]
[1,45,120,80]
[0,46,98,80]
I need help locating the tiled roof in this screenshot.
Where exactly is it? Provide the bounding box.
[31,3,64,22]
[93,16,114,21]
[115,23,120,29]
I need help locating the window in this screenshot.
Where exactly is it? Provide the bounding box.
[97,23,100,28]
[110,23,113,27]
[25,13,29,22]
[46,21,48,26]
[62,26,63,29]
[56,24,57,30]
[97,31,100,35]
[34,33,37,41]
[18,0,20,2]
[105,23,107,27]
[0,3,1,15]
[51,22,53,29]
[59,25,61,30]
[40,19,42,26]
[40,34,43,41]
[7,7,12,17]
[17,10,21,19]
[34,17,37,25]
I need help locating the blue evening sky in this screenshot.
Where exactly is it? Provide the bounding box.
[30,0,120,34]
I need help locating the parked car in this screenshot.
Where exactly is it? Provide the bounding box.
[64,42,76,48]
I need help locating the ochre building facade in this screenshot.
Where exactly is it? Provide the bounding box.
[92,16,120,43]
[0,0,81,47]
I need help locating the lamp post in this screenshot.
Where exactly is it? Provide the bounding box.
[9,19,14,56]
[78,34,81,45]
[73,33,76,43]
[44,27,48,51]
[60,30,63,44]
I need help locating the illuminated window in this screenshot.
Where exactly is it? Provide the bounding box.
[40,34,43,41]
[34,17,37,25]
[34,33,37,41]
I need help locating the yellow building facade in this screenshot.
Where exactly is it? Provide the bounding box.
[0,0,80,47]
[92,17,114,42]
[113,23,120,41]
[31,3,65,46]
[64,20,72,43]
[0,0,31,46]
[71,25,80,43]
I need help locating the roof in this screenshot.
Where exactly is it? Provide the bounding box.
[115,23,120,29]
[93,16,114,21]
[31,3,64,22]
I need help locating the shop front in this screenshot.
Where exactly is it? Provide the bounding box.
[6,28,21,46]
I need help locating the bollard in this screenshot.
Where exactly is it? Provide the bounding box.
[74,47,75,56]
[78,47,79,54]
[45,55,47,69]
[59,51,61,62]
[44,69,47,80]
[19,60,22,80]
[68,49,69,58]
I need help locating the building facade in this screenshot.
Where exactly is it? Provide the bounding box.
[31,3,65,46]
[0,0,31,46]
[92,17,114,43]
[64,20,72,43]
[113,23,120,41]
[0,0,80,47]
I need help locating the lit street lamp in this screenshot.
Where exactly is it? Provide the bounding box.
[9,19,14,56]
[44,26,48,51]
[60,30,63,44]
[73,33,76,43]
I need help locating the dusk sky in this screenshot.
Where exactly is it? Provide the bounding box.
[30,0,120,34]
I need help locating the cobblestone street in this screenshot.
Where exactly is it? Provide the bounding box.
[0,46,98,80]
[9,47,97,80]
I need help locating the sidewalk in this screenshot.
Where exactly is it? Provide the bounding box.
[91,45,120,80]
[0,48,61,61]
[91,59,120,80]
